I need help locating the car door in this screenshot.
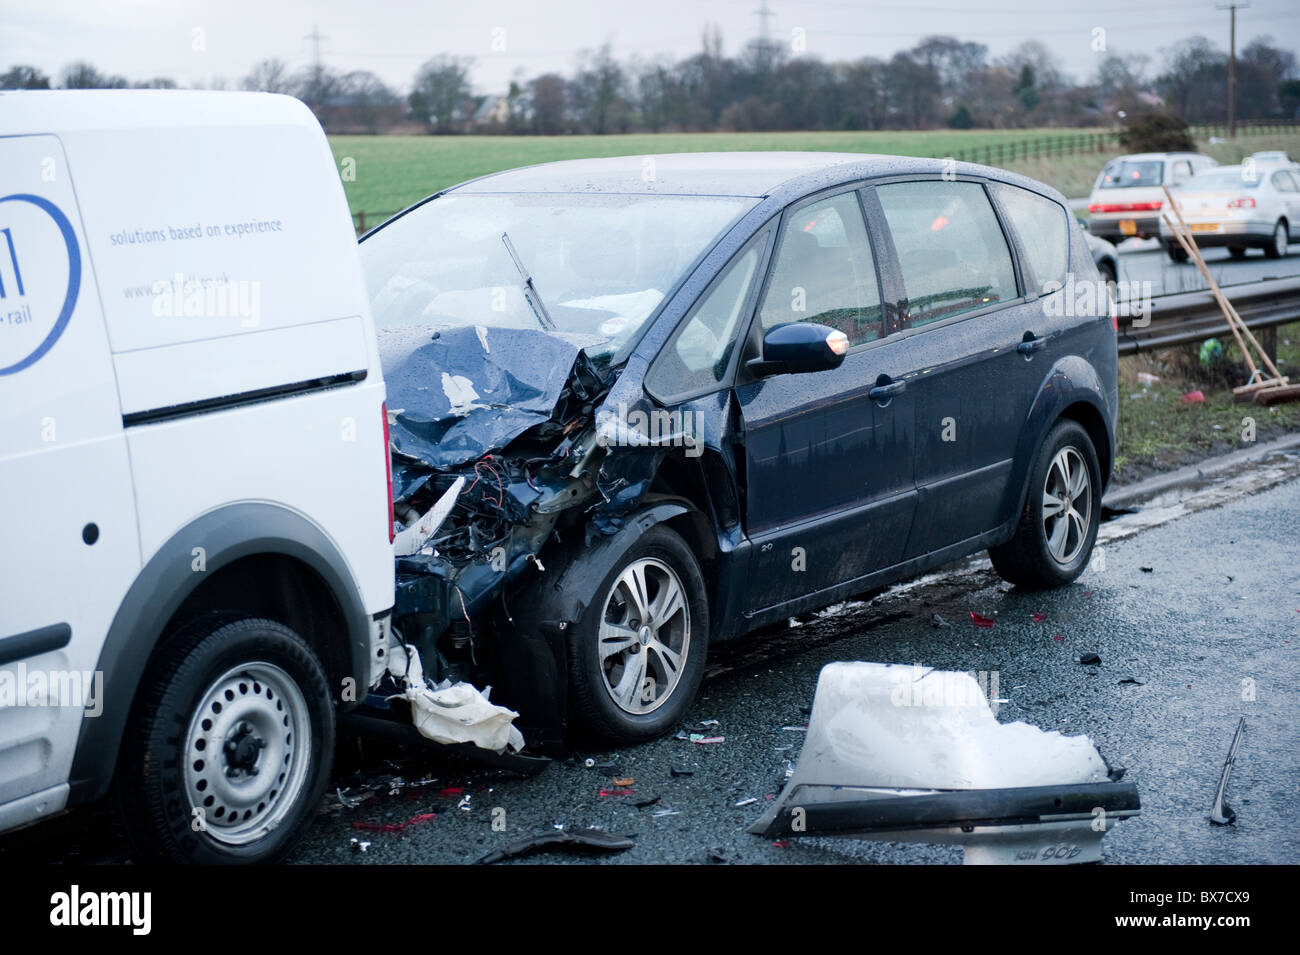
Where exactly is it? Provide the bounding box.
[872,177,1052,560]
[733,188,918,613]
[0,134,141,816]
[1270,170,1300,237]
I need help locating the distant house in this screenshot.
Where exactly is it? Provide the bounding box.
[472,94,511,129]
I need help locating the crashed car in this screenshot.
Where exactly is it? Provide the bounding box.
[360,153,1118,752]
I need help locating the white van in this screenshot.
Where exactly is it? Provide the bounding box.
[0,91,393,863]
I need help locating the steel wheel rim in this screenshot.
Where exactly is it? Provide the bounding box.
[1042,447,1091,565]
[182,661,312,846]
[598,557,690,715]
[1275,224,1287,257]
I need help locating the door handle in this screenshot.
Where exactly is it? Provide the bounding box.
[1017,334,1048,355]
[868,378,907,401]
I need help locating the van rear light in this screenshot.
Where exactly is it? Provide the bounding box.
[1227,197,1255,209]
[382,402,394,543]
[1089,201,1162,214]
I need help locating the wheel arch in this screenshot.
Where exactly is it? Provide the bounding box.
[68,502,372,807]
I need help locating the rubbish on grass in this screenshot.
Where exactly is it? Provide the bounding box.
[969,612,995,629]
[734,797,757,808]
[611,777,635,787]
[1079,653,1101,665]
[350,838,370,853]
[670,768,694,777]
[1210,717,1246,826]
[474,828,634,864]
[930,613,950,628]
[749,662,1140,865]
[1117,677,1146,686]
[1181,389,1205,404]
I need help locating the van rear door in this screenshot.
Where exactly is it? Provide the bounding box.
[0,134,141,830]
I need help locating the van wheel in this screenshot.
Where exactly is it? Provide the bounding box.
[1228,245,1248,260]
[1165,241,1189,263]
[569,526,708,744]
[115,616,334,864]
[990,420,1101,589]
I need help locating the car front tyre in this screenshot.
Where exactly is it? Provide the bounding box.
[569,526,709,744]
[990,420,1102,589]
[115,616,334,864]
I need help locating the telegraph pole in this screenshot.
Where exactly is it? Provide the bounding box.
[754,0,774,47]
[1217,2,1248,138]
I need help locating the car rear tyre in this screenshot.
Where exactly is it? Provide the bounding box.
[1264,220,1288,259]
[989,420,1102,589]
[115,616,334,864]
[568,526,708,744]
[1228,245,1248,260]
[1165,241,1189,263]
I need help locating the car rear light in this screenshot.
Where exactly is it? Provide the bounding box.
[1089,201,1162,214]
[1227,197,1255,209]
[382,402,394,543]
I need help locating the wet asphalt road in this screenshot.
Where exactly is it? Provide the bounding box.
[6,475,1296,866]
[1112,240,1300,298]
[300,475,1300,865]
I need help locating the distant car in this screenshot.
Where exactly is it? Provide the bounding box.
[362,153,1119,746]
[1087,152,1218,242]
[1161,164,1300,261]
[1083,227,1118,287]
[1249,150,1294,167]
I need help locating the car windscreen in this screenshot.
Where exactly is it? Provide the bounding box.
[360,192,756,361]
[1098,161,1165,189]
[1184,170,1262,191]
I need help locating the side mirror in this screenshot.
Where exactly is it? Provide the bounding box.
[747,322,849,377]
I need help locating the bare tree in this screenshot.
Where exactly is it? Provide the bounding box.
[410,55,473,134]
[242,58,293,94]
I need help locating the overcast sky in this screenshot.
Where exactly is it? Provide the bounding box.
[4,0,1299,93]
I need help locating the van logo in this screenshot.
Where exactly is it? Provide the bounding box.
[0,193,81,376]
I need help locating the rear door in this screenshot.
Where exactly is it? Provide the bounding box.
[0,135,140,820]
[734,187,917,612]
[872,178,1051,559]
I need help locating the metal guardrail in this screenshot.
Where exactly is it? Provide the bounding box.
[1118,275,1300,355]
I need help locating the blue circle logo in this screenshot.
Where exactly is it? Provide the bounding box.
[0,193,82,376]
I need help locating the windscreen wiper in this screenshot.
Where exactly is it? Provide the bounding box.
[500,232,556,332]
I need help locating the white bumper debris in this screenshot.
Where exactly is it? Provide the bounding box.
[386,641,525,754]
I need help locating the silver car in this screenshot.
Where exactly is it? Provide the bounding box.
[1161,164,1300,261]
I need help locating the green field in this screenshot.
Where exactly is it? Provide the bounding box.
[330,129,1300,231]
[329,128,1101,226]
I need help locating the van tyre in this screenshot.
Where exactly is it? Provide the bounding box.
[1165,241,1189,263]
[115,616,334,864]
[569,526,708,744]
[990,420,1102,589]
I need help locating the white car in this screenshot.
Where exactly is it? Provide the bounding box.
[1087,152,1218,242]
[1161,164,1300,261]
[0,91,394,863]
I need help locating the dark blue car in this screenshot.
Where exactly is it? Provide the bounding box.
[361,152,1119,750]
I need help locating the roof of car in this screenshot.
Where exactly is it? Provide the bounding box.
[1109,152,1204,162]
[449,151,1010,199]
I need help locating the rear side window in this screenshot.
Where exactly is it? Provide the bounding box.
[877,180,1016,327]
[1271,171,1299,192]
[989,182,1069,290]
[758,192,883,346]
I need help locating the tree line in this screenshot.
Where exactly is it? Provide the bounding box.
[3,27,1297,134]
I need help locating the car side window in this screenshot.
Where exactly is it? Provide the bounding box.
[1171,160,1193,183]
[988,181,1069,291]
[757,192,883,346]
[646,242,763,399]
[1271,171,1298,192]
[877,180,1017,327]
